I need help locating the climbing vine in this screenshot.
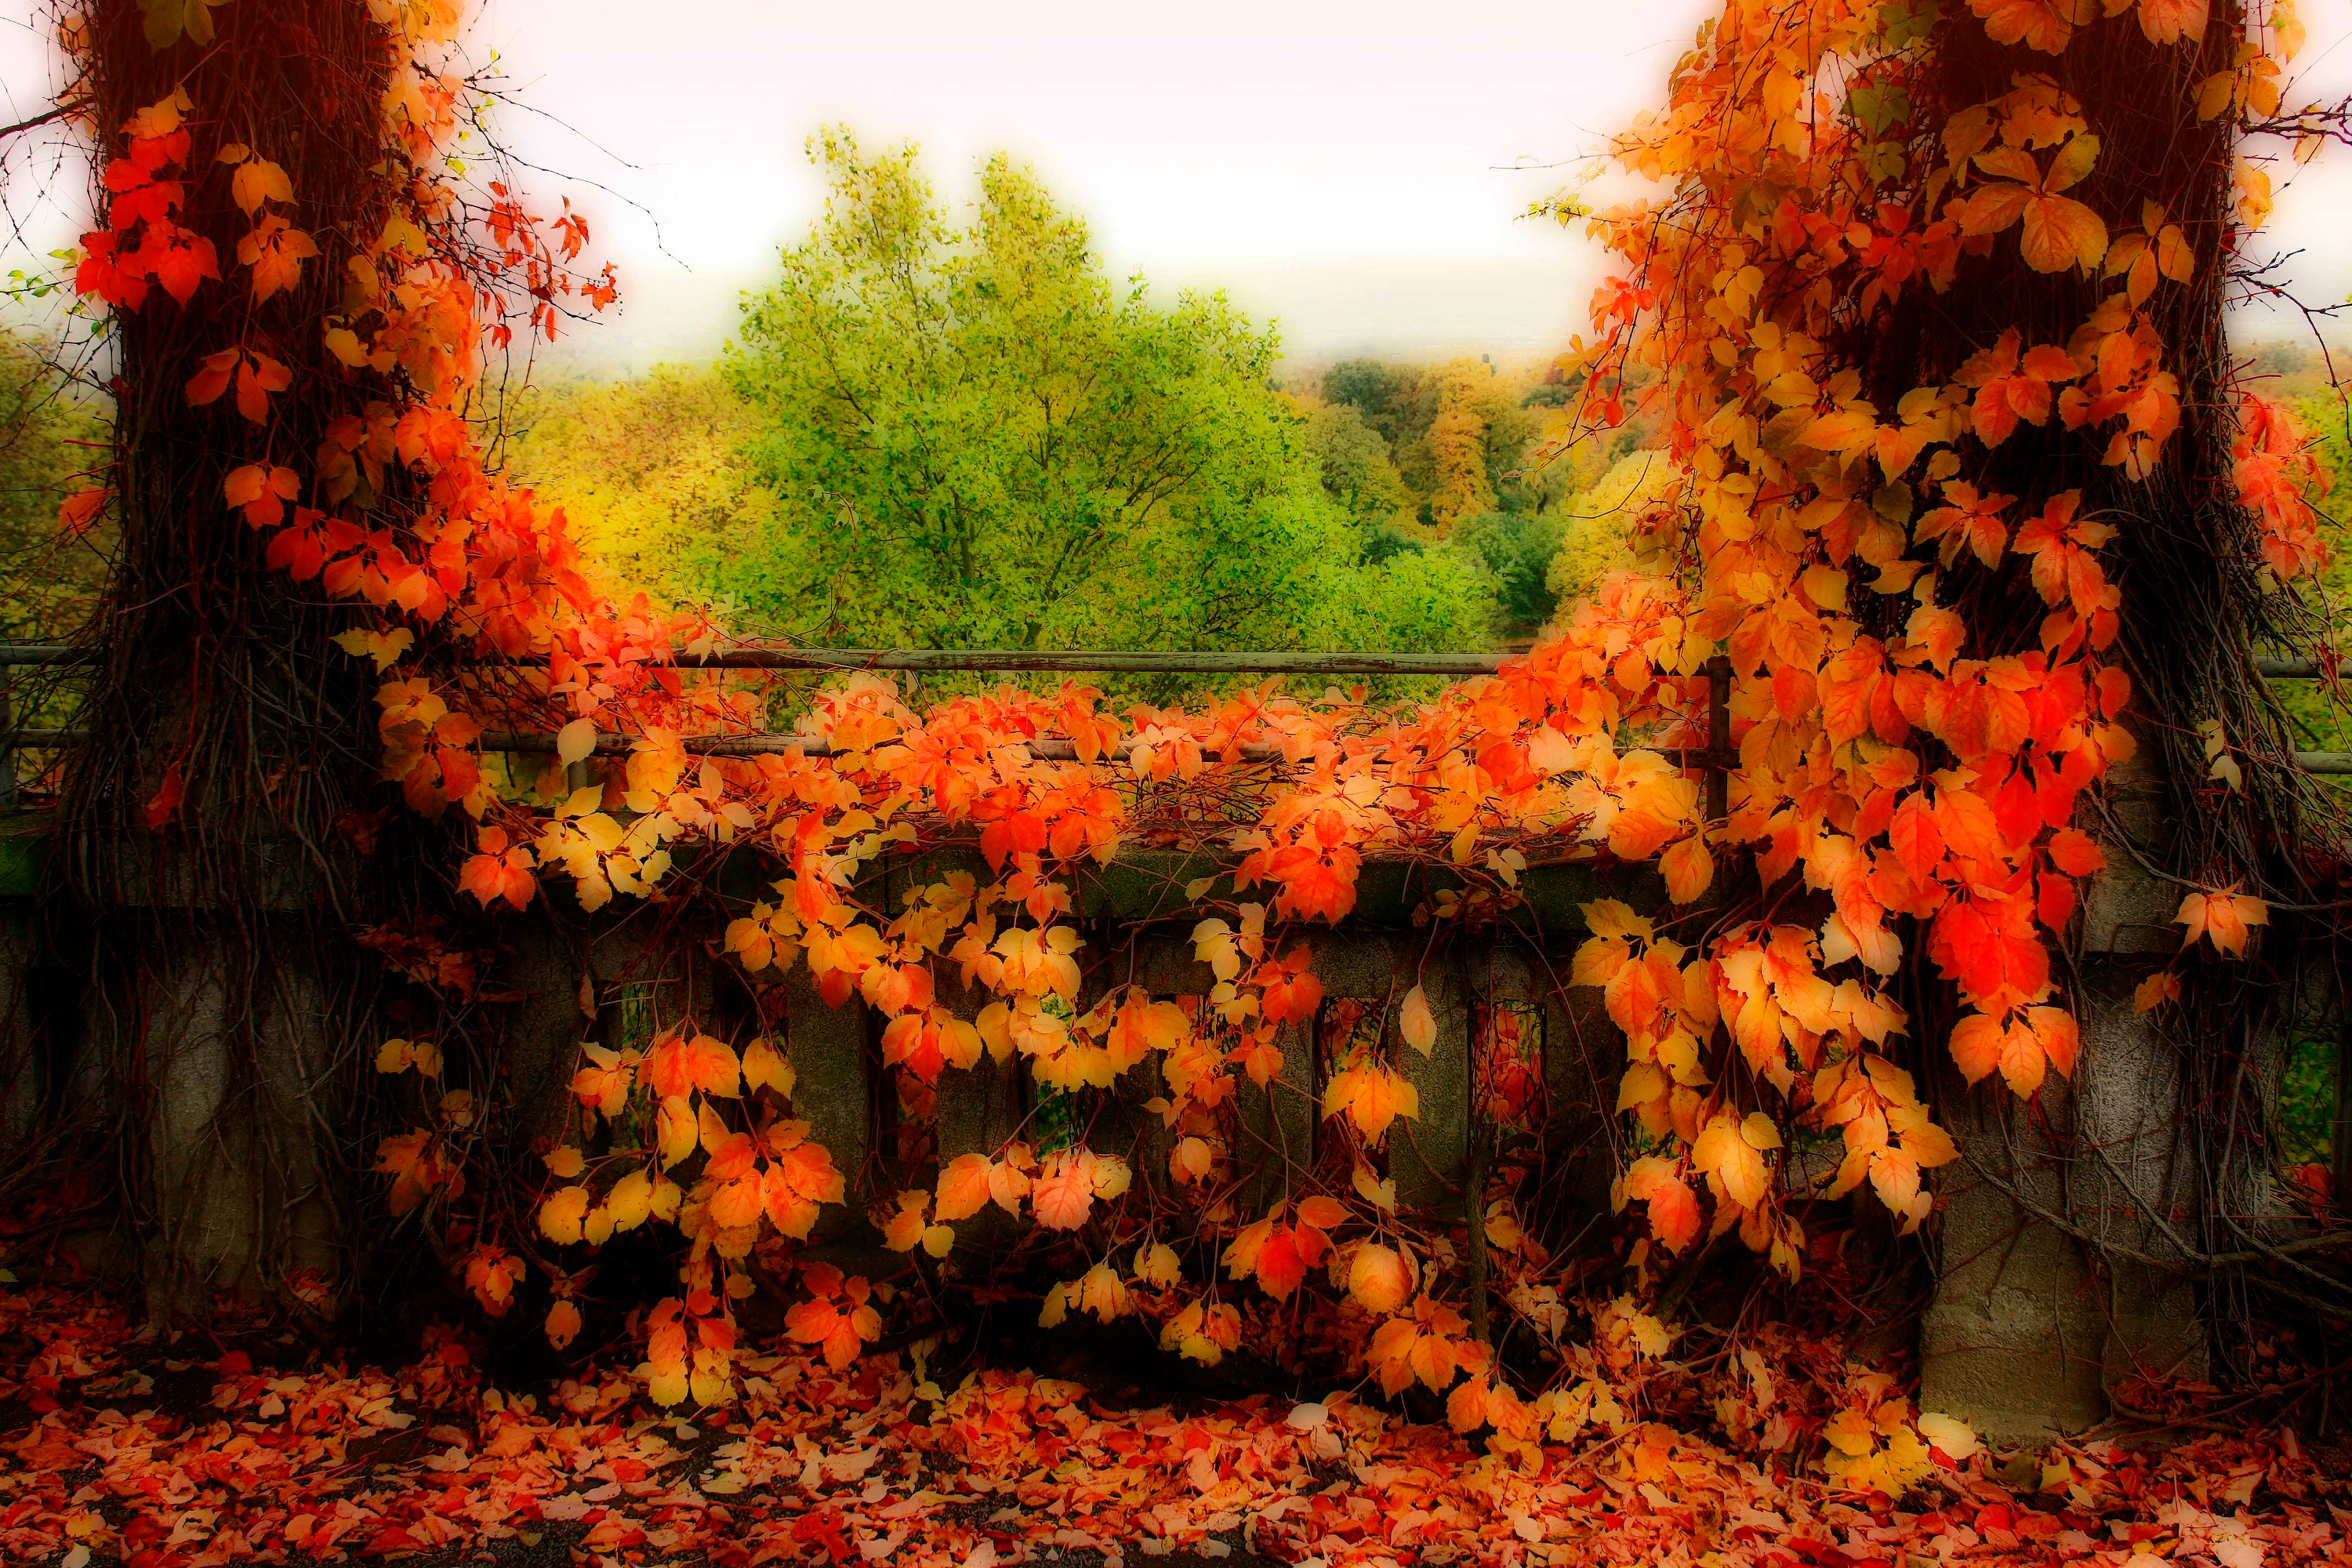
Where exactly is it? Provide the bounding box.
[30,0,2351,1487]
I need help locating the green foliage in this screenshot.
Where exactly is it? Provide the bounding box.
[0,332,109,642]
[1320,358,1420,446]
[1546,452,1671,608]
[506,366,776,609]
[2274,386,2352,753]
[1452,510,1565,636]
[1303,402,1411,528]
[2275,1033,2339,1171]
[713,130,1491,662]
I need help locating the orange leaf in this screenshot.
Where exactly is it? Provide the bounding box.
[935,1152,992,1223]
[1399,983,1437,1054]
[1030,1152,1094,1231]
[1888,793,1944,880]
[55,487,106,538]
[2132,971,2180,1014]
[1661,834,1714,903]
[185,347,238,408]
[1346,1243,1414,1315]
[2018,193,2107,274]
[230,157,293,215]
[1949,1012,2005,1086]
[2176,884,2268,957]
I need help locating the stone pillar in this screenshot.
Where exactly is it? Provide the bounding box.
[780,964,869,1237]
[0,901,38,1149]
[1922,746,2219,1440]
[1917,1070,2112,1440]
[1534,951,1622,1222]
[499,902,588,1146]
[1392,955,1471,1215]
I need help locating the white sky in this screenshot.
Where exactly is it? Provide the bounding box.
[7,1,2352,369]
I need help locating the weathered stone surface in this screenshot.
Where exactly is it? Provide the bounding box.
[499,905,587,1146]
[1918,1068,2111,1441]
[1532,964,1623,1224]
[1920,948,2238,1439]
[0,902,37,1149]
[132,918,341,1311]
[1235,1016,1315,1214]
[780,966,871,1235]
[1393,960,1470,1214]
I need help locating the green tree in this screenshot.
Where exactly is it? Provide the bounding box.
[0,331,109,642]
[1544,451,1671,610]
[1301,401,1411,529]
[1319,358,1415,445]
[1452,510,1564,636]
[720,131,1491,659]
[506,366,775,608]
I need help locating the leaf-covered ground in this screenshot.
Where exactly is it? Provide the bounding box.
[2,1277,2346,1568]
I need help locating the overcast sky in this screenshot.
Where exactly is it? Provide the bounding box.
[7,1,2352,369]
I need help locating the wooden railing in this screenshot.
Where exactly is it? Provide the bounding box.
[0,642,1742,809]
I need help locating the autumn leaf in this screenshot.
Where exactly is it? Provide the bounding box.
[538,1185,590,1246]
[935,1152,993,1223]
[2133,970,2181,1014]
[1322,1059,1420,1143]
[543,1299,582,1349]
[1968,0,2097,53]
[742,1036,795,1096]
[2176,884,2268,957]
[139,0,232,49]
[230,158,293,215]
[1661,833,1713,903]
[238,215,317,302]
[1399,983,1436,1054]
[1345,1243,1414,1315]
[55,487,107,538]
[1030,1151,1095,1230]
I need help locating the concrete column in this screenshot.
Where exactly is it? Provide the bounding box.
[1921,743,2229,1440]
[780,963,869,1236]
[1392,956,1470,1215]
[0,902,38,1149]
[1917,1068,2112,1440]
[499,902,588,1147]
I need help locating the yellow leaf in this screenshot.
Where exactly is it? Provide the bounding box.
[936,1152,993,1223]
[1399,984,1437,1055]
[606,1168,653,1231]
[1582,899,1654,943]
[538,1185,590,1246]
[323,326,368,368]
[230,158,292,216]
[543,1299,583,1349]
[1918,1410,1982,1461]
[556,717,598,767]
[1661,835,1713,903]
[1346,1243,1414,1315]
[742,1036,795,1096]
[2132,971,2180,1014]
[2018,194,2107,273]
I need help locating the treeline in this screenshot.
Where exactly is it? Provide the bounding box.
[499,132,1667,670]
[1296,355,1664,640]
[0,332,109,643]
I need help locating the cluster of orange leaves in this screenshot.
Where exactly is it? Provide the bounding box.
[58,0,2329,1437]
[11,1275,2352,1568]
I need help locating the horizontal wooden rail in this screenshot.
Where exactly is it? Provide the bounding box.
[0,724,1744,770]
[0,642,1508,675]
[0,644,97,666]
[475,729,1741,768]
[3,640,2328,677]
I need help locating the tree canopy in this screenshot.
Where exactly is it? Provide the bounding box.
[708,132,1493,655]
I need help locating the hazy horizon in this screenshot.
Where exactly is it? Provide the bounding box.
[6,1,2352,376]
